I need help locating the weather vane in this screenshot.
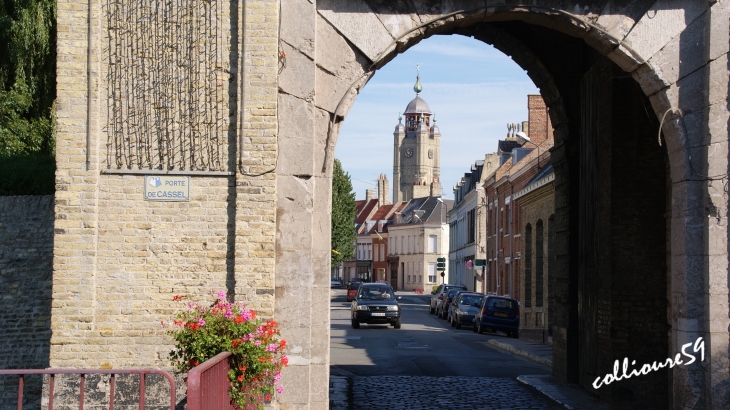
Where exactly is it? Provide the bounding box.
[415,62,421,74]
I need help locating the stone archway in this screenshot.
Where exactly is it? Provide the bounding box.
[276,2,728,409]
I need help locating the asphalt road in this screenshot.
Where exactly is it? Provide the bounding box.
[329,288,563,409]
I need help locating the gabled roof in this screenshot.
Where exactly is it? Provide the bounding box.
[355,199,379,225]
[396,197,452,225]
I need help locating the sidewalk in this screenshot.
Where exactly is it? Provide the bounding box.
[482,335,609,410]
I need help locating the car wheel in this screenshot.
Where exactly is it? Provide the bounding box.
[393,318,402,329]
[511,330,519,339]
[455,320,461,330]
[450,316,456,327]
[429,304,435,314]
[351,318,360,329]
[477,321,484,334]
[471,323,477,332]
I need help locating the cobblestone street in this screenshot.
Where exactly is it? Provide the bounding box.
[329,375,563,409]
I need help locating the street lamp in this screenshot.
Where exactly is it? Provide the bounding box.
[515,131,541,170]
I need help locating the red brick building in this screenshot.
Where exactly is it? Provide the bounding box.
[483,95,553,300]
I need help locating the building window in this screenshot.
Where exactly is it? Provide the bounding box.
[419,275,423,283]
[428,263,437,283]
[428,235,437,253]
[380,244,385,259]
[374,245,378,262]
[467,209,476,244]
[525,224,532,308]
[367,244,371,260]
[536,220,544,307]
[409,236,413,253]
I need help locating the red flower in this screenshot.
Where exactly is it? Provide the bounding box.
[265,394,272,401]
[251,310,256,319]
[281,356,288,366]
[237,375,244,382]
[238,365,247,371]
[232,339,241,348]
[279,340,287,349]
[212,308,218,314]
[234,316,244,323]
[173,319,182,326]
[172,295,183,301]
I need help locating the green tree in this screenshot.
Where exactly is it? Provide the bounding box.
[0,0,56,157]
[331,159,356,268]
[0,0,56,195]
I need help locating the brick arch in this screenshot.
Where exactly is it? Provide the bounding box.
[276,2,727,408]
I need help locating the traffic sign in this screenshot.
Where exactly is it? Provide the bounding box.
[436,257,446,271]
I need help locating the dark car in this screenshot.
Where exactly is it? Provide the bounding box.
[429,284,467,314]
[346,281,362,302]
[351,283,402,329]
[448,292,484,329]
[475,295,520,338]
[437,288,466,319]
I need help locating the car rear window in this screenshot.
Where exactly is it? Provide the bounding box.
[487,298,517,310]
[460,295,484,306]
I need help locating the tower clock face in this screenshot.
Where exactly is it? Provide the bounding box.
[428,149,433,159]
[405,148,413,158]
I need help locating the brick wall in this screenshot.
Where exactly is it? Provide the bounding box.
[0,196,54,408]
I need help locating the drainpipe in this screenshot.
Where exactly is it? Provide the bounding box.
[495,188,500,295]
[507,179,517,299]
[86,0,93,170]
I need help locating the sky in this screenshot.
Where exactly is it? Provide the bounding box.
[334,34,539,201]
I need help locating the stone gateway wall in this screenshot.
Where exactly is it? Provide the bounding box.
[0,195,54,408]
[50,0,730,409]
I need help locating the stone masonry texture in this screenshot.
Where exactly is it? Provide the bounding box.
[0,196,54,408]
[0,1,718,409]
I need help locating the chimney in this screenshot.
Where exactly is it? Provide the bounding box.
[377,174,390,206]
[521,121,529,137]
[527,95,551,145]
[365,188,376,201]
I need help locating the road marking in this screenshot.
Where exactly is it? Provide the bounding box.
[331,336,362,340]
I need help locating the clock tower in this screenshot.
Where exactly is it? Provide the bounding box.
[392,75,442,202]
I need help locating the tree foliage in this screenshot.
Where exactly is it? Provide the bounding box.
[0,0,57,194]
[331,159,356,267]
[0,0,56,157]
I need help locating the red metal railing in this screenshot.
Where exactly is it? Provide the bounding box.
[0,369,176,410]
[187,351,235,410]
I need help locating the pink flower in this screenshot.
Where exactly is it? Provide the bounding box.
[274,371,282,383]
[266,343,277,352]
[198,318,205,326]
[254,340,261,347]
[276,385,284,394]
[216,290,226,300]
[188,302,196,309]
[241,309,252,321]
[224,310,234,319]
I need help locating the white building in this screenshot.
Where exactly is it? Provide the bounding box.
[388,197,451,292]
[448,154,499,292]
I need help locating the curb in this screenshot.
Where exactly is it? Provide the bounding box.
[487,339,553,367]
[516,376,574,410]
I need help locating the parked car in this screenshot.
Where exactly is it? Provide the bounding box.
[351,283,401,329]
[448,292,484,329]
[346,281,362,302]
[475,295,520,338]
[437,288,466,319]
[429,284,467,314]
[346,277,363,288]
[331,279,342,288]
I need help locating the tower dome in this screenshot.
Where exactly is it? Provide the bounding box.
[404,95,432,114]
